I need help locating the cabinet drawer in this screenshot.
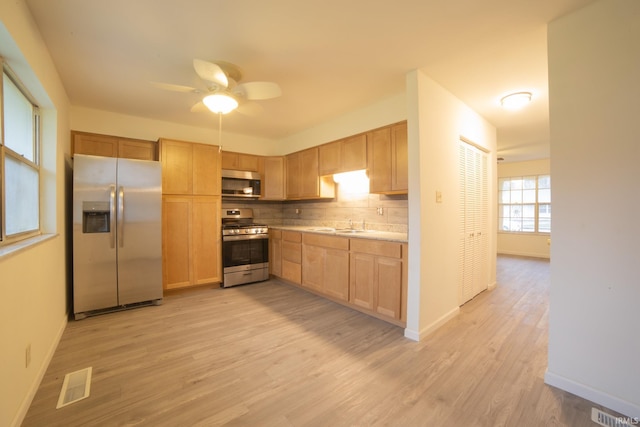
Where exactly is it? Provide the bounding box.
[282,231,302,243]
[350,239,402,258]
[270,229,282,239]
[303,233,349,250]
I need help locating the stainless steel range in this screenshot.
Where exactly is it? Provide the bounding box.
[221,208,269,287]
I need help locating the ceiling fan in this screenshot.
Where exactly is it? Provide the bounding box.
[153,59,282,115]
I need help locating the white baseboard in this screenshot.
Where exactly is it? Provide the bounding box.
[12,314,67,427]
[497,250,550,259]
[404,306,460,342]
[544,369,640,420]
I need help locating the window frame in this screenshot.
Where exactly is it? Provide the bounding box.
[1,60,42,245]
[498,174,551,235]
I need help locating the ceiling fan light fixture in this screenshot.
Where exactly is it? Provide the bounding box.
[500,91,532,110]
[202,93,238,114]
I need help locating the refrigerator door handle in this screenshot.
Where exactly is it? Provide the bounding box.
[109,185,116,249]
[118,186,125,247]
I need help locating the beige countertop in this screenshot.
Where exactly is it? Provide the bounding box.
[269,225,408,243]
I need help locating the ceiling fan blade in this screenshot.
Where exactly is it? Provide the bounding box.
[193,59,228,88]
[190,101,209,113]
[234,82,281,100]
[150,81,199,93]
[236,102,264,116]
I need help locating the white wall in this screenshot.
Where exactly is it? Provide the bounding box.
[546,0,640,418]
[71,92,407,157]
[405,70,497,340]
[497,159,551,258]
[0,3,71,427]
[70,106,276,155]
[277,93,407,154]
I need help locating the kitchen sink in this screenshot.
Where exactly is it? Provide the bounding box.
[335,229,370,234]
[308,227,336,232]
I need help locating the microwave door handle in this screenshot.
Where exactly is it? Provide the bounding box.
[109,185,116,249]
[118,186,124,247]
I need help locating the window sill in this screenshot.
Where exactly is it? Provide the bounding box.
[0,233,58,260]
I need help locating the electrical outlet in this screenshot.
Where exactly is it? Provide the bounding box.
[25,344,31,368]
[377,207,384,215]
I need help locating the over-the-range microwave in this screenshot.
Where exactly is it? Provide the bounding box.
[221,169,261,199]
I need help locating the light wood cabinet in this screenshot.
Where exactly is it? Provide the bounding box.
[262,156,286,200]
[160,139,221,196]
[162,196,192,289]
[269,230,283,277]
[162,196,221,290]
[368,122,408,194]
[72,131,158,161]
[160,138,221,290]
[281,231,302,284]
[302,233,350,301]
[286,148,335,200]
[221,151,260,171]
[319,134,367,175]
[349,239,405,321]
[269,228,407,326]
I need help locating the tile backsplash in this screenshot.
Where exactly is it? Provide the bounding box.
[222,191,408,233]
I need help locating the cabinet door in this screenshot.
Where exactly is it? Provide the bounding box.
[341,134,367,172]
[367,127,392,194]
[269,230,282,276]
[323,248,349,301]
[263,156,285,200]
[375,257,403,319]
[192,196,221,285]
[161,140,193,195]
[302,244,325,292]
[221,151,259,171]
[286,152,301,199]
[162,196,192,289]
[349,252,375,310]
[72,132,118,158]
[118,139,158,161]
[300,148,319,198]
[391,122,408,192]
[193,144,221,195]
[318,141,341,175]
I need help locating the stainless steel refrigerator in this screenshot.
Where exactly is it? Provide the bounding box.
[73,154,162,319]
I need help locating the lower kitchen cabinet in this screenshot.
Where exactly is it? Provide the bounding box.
[269,229,282,277]
[281,231,302,284]
[349,239,406,322]
[269,228,407,326]
[302,233,349,301]
[162,195,221,290]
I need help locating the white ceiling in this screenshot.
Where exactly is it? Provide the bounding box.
[26,0,596,162]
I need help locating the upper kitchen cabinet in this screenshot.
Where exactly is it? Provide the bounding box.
[160,139,221,196]
[286,147,335,200]
[262,156,286,200]
[318,133,367,176]
[72,131,158,161]
[367,122,408,194]
[221,150,260,172]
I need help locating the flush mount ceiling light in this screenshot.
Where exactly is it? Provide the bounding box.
[500,91,532,110]
[202,93,238,114]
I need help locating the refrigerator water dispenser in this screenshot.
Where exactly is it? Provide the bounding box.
[82,201,110,233]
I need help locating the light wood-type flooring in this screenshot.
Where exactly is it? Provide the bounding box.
[23,256,618,426]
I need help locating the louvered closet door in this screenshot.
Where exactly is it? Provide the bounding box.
[458,141,489,305]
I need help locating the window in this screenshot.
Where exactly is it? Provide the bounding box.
[499,175,550,233]
[1,65,41,244]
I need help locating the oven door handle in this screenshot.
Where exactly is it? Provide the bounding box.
[223,234,269,242]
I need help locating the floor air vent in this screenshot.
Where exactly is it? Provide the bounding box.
[56,367,92,409]
[591,408,634,427]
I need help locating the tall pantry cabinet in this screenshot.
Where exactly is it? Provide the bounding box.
[160,139,222,290]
